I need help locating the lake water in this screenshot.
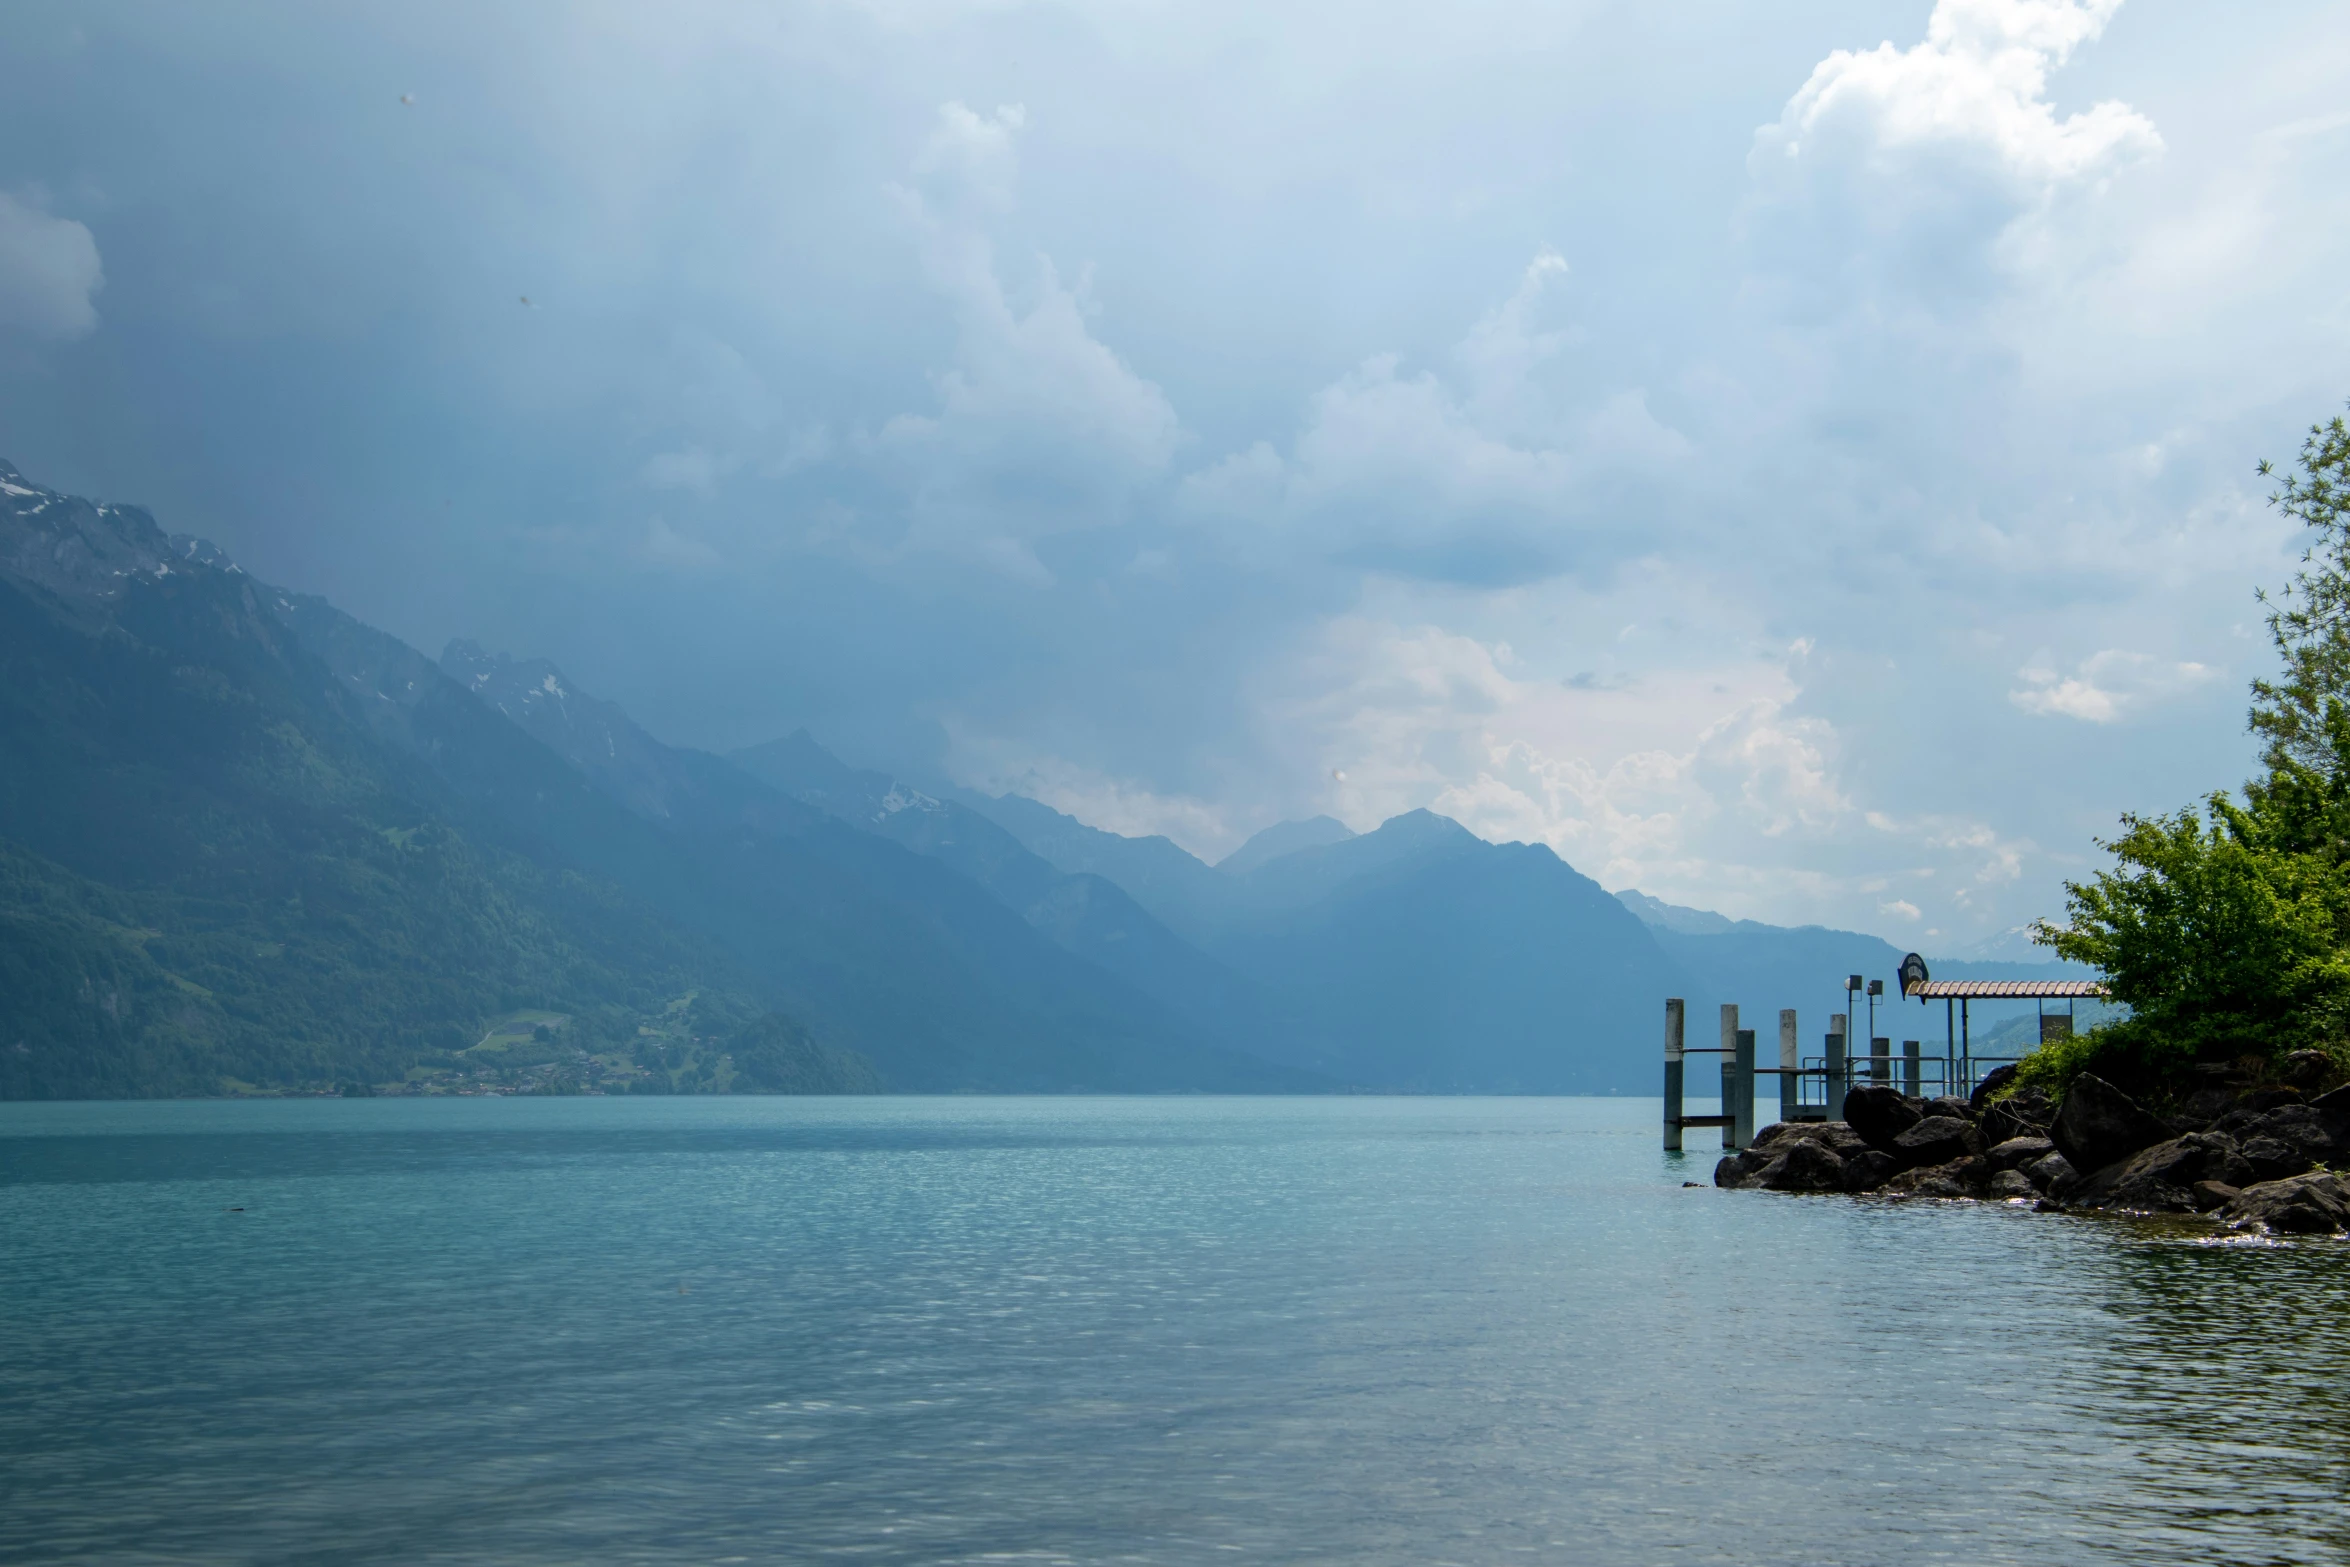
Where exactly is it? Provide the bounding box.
[3,1096,2347,1565]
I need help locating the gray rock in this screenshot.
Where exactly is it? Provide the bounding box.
[2025,1150,2079,1199]
[1747,1120,1867,1157]
[1968,1063,2020,1112]
[1987,1135,2055,1172]
[2245,1103,2342,1161]
[2223,1171,2350,1236]
[1987,1168,2037,1200]
[1880,1156,1985,1198]
[2198,1135,2257,1190]
[1811,1121,1872,1157]
[1891,1115,1976,1170]
[2191,1180,2240,1212]
[2310,1083,2350,1115]
[1920,1095,1974,1124]
[1751,1137,1850,1193]
[1841,1149,1899,1193]
[1718,1123,1871,1189]
[1843,1085,1923,1153]
[2071,1137,2212,1214]
[2051,1074,2172,1175]
[2237,1135,2314,1184]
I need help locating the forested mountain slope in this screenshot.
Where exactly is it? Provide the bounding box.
[0,461,1311,1096]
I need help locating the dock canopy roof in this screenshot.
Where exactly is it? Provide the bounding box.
[1905,979,2108,999]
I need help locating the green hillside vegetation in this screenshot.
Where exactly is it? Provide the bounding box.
[0,477,880,1098]
[2026,406,2350,1105]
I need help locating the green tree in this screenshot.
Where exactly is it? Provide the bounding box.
[2028,405,2350,1097]
[2035,789,2350,1066]
[2250,407,2350,778]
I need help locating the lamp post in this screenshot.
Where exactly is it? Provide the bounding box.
[1867,979,1884,1084]
[1844,974,1862,1109]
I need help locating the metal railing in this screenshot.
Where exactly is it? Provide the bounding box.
[1667,997,2027,1151]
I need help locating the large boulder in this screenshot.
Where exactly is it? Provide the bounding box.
[2191,1180,2240,1212]
[1749,1138,1850,1193]
[2223,1172,2350,1236]
[1743,1121,1811,1151]
[1843,1085,1923,1153]
[1986,1168,2037,1201]
[1714,1123,1868,1188]
[1986,1135,2054,1172]
[2024,1150,2079,1199]
[2050,1074,2172,1175]
[1880,1156,1986,1198]
[1968,1063,2020,1112]
[1841,1149,1899,1193]
[2238,1136,2315,1184]
[1890,1116,1978,1170]
[2072,1134,2243,1214]
[1746,1120,1868,1159]
[2310,1083,2350,1115]
[2235,1103,2343,1164]
[1920,1095,1974,1124]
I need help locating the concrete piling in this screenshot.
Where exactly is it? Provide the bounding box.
[1825,1016,1847,1117]
[1663,998,1684,1152]
[1732,1028,1756,1150]
[1778,1010,1799,1123]
[1720,1005,1740,1150]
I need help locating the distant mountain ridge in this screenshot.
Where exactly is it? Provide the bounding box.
[725,731,1290,1051]
[949,794,1685,1092]
[0,456,2093,1099]
[0,459,1312,1096]
[1217,816,1355,875]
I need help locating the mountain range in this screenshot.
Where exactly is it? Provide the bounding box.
[0,459,2085,1098]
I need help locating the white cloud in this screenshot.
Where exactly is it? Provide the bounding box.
[1746,0,2159,318]
[1177,252,1687,586]
[945,726,1239,855]
[2009,648,2216,722]
[0,189,102,339]
[875,102,1181,576]
[1259,617,1854,894]
[911,101,1027,218]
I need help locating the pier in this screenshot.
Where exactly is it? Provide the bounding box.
[1664,962,2109,1150]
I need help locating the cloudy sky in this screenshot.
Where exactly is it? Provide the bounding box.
[3,0,2346,948]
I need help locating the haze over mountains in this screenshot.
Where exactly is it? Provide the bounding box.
[0,462,2080,1099]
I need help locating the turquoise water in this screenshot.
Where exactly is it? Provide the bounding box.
[3,1096,2347,1565]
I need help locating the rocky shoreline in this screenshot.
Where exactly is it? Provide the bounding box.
[1714,1056,2350,1236]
